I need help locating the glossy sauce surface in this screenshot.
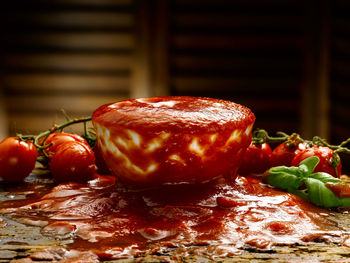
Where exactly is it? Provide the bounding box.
[92,96,255,133]
[92,96,255,186]
[0,175,344,260]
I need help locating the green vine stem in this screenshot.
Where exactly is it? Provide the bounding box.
[311,136,350,155]
[252,129,304,146]
[33,116,93,160]
[252,129,350,154]
[252,129,350,176]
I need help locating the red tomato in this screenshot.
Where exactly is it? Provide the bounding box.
[0,137,38,182]
[238,142,272,175]
[291,146,342,178]
[94,143,111,175]
[40,132,88,157]
[50,141,95,183]
[270,142,307,167]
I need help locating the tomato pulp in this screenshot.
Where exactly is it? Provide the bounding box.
[0,175,344,260]
[92,96,255,187]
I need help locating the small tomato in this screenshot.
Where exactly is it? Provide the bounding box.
[50,141,95,183]
[238,142,272,175]
[0,137,38,182]
[40,132,89,157]
[270,142,307,167]
[291,146,342,178]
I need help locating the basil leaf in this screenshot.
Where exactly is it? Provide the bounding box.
[267,171,302,190]
[265,156,350,208]
[310,172,341,184]
[269,166,303,177]
[299,156,319,174]
[289,188,309,201]
[340,197,350,207]
[304,178,342,207]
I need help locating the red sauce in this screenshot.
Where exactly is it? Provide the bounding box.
[91,96,255,186]
[98,126,251,186]
[0,175,344,260]
[92,96,255,133]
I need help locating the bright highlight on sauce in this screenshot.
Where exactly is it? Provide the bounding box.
[0,175,345,260]
[92,96,255,186]
[1,96,349,261]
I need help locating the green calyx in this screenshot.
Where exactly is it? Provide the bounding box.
[266,156,350,208]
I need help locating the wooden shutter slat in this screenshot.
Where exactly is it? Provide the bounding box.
[4,54,132,72]
[172,55,301,73]
[172,35,304,50]
[7,12,134,29]
[175,14,303,29]
[172,77,300,91]
[6,0,133,7]
[3,74,130,93]
[6,95,125,114]
[6,33,134,50]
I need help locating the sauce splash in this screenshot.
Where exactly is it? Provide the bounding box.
[0,175,345,260]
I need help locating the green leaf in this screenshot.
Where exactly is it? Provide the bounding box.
[267,171,302,190]
[340,197,350,207]
[304,178,342,207]
[310,172,341,184]
[289,188,309,201]
[269,166,303,178]
[299,156,319,174]
[265,156,350,208]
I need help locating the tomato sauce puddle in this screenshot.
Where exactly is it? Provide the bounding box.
[0,175,347,260]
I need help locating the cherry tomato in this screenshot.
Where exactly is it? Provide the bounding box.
[50,141,95,183]
[238,142,272,175]
[270,142,307,167]
[94,143,111,175]
[40,132,88,157]
[291,146,342,178]
[0,137,38,182]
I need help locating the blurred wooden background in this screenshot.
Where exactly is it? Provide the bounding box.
[0,0,349,147]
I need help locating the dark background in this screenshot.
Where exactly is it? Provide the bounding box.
[0,0,349,164]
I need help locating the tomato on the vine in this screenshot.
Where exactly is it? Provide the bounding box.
[94,143,111,175]
[0,137,38,182]
[238,142,272,175]
[291,146,342,178]
[40,132,88,157]
[50,141,95,183]
[270,142,307,167]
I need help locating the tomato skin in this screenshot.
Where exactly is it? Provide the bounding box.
[291,146,342,178]
[41,132,88,157]
[271,142,307,167]
[50,141,95,183]
[94,143,111,175]
[238,142,272,175]
[0,137,38,182]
